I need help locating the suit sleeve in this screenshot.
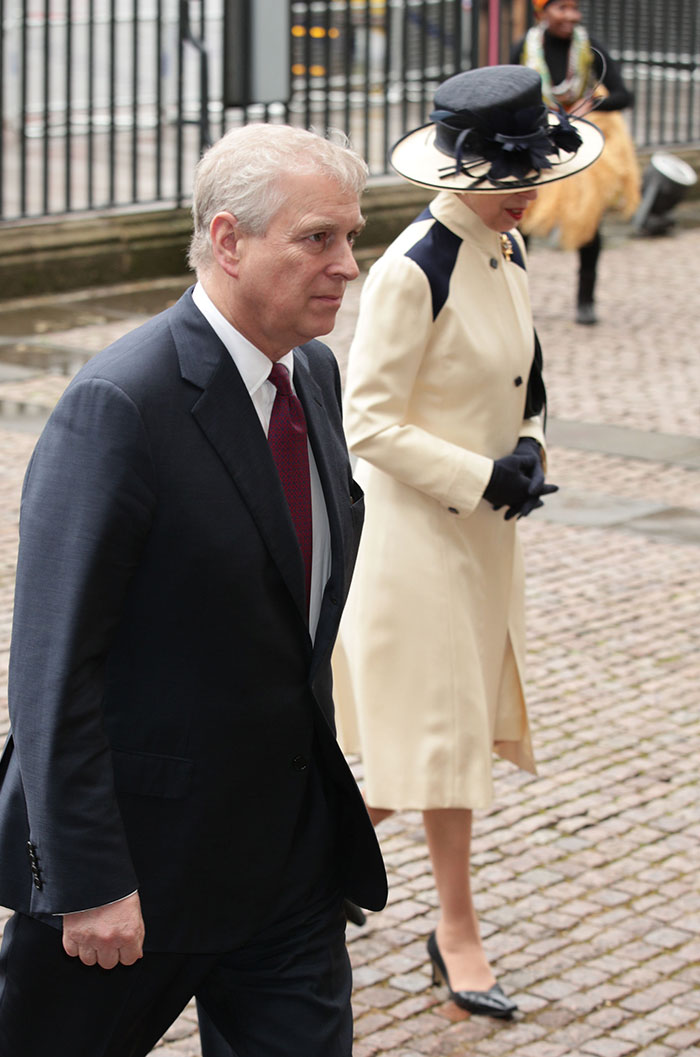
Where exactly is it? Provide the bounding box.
[343,255,493,518]
[8,376,156,914]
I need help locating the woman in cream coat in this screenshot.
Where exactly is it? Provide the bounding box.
[336,65,603,1017]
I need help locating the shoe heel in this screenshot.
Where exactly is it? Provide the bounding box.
[427,931,447,989]
[429,951,446,988]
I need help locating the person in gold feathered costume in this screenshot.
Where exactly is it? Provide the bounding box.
[511,0,640,324]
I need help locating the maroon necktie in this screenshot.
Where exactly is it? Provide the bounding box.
[267,363,313,614]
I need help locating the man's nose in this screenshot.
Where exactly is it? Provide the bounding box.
[331,238,360,281]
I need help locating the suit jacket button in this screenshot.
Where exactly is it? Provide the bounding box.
[448,507,459,515]
[489,257,499,269]
[291,755,308,772]
[514,375,523,387]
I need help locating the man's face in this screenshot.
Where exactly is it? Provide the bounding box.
[543,0,582,39]
[225,171,364,361]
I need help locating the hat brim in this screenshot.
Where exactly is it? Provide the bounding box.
[389,113,605,193]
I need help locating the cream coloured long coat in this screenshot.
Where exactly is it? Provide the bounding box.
[335,191,545,812]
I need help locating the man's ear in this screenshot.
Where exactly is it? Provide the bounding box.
[210,212,242,277]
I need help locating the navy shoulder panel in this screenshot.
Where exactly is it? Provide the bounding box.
[405,209,462,321]
[411,206,433,225]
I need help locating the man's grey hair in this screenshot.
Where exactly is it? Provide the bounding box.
[188,123,369,273]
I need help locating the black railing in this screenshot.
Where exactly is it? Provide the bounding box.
[0,0,698,223]
[580,0,700,147]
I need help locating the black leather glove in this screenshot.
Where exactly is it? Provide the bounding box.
[483,437,558,520]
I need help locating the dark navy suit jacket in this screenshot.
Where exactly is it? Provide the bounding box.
[0,288,386,952]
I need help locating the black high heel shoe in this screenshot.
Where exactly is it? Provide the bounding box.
[427,931,517,1019]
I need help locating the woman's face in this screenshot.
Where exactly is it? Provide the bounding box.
[542,0,582,39]
[459,188,538,232]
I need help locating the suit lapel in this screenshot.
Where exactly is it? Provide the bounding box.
[169,291,309,621]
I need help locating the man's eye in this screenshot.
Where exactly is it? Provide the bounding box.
[308,232,327,244]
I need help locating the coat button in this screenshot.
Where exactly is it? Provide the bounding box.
[489,257,498,269]
[514,376,523,387]
[291,755,308,771]
[448,507,459,514]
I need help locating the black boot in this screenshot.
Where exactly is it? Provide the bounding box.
[576,231,601,325]
[576,301,597,325]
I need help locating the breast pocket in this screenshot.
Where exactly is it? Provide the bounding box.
[111,748,193,799]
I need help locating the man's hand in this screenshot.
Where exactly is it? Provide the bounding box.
[62,891,145,969]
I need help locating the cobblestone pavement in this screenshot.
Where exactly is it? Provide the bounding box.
[0,219,699,1056]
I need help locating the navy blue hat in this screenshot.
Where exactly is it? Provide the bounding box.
[391,65,604,193]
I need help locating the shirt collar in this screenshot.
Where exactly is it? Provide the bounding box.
[192,281,295,396]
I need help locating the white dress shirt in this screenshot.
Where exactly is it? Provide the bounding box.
[192,282,331,641]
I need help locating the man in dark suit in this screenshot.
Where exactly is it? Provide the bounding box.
[0,122,386,1056]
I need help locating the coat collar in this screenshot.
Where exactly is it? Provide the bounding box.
[430,190,502,255]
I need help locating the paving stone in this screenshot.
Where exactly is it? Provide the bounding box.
[355,1010,394,1037]
[620,979,693,1014]
[645,926,695,948]
[580,1037,638,1057]
[387,994,441,1021]
[517,1044,576,1057]
[611,1017,673,1046]
[648,1001,700,1028]
[664,1026,700,1048]
[529,978,582,1001]
[360,1025,417,1051]
[633,1048,675,1057]
[388,972,431,995]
